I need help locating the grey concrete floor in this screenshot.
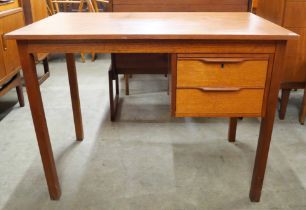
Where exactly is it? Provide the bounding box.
[0,54,306,210]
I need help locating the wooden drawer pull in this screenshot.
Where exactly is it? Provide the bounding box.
[198,87,242,92]
[200,58,246,63]
[182,58,246,63]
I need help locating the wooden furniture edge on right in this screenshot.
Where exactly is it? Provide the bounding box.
[256,0,306,124]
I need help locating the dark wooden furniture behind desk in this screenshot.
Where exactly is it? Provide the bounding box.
[112,0,250,12]
[0,4,25,107]
[21,0,50,84]
[0,0,50,107]
[110,0,252,96]
[256,0,306,124]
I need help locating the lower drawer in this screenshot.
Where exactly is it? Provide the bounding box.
[175,88,264,117]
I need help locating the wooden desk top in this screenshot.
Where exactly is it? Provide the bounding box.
[6,12,298,41]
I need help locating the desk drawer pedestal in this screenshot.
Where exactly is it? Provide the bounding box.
[173,54,270,118]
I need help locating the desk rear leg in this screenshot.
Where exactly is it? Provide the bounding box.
[228,118,238,142]
[109,65,119,121]
[66,53,84,141]
[279,89,290,120]
[16,72,25,107]
[299,87,306,125]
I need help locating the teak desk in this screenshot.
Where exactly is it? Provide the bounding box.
[6,12,298,202]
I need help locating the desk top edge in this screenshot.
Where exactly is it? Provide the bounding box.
[5,12,299,41]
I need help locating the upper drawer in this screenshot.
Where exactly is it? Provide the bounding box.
[177,56,269,88]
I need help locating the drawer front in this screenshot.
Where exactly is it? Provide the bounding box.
[0,1,19,11]
[176,88,264,117]
[177,58,268,88]
[2,11,24,75]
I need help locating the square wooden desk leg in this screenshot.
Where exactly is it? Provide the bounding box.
[228,117,238,142]
[17,41,61,200]
[299,86,306,125]
[279,89,291,120]
[66,53,84,141]
[108,65,119,121]
[250,42,287,202]
[16,72,25,107]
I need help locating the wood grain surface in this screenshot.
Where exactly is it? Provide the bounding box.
[177,58,268,88]
[6,12,298,40]
[176,88,264,117]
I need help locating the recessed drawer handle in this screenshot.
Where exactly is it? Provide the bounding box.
[198,87,242,92]
[180,58,246,63]
[199,58,246,63]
